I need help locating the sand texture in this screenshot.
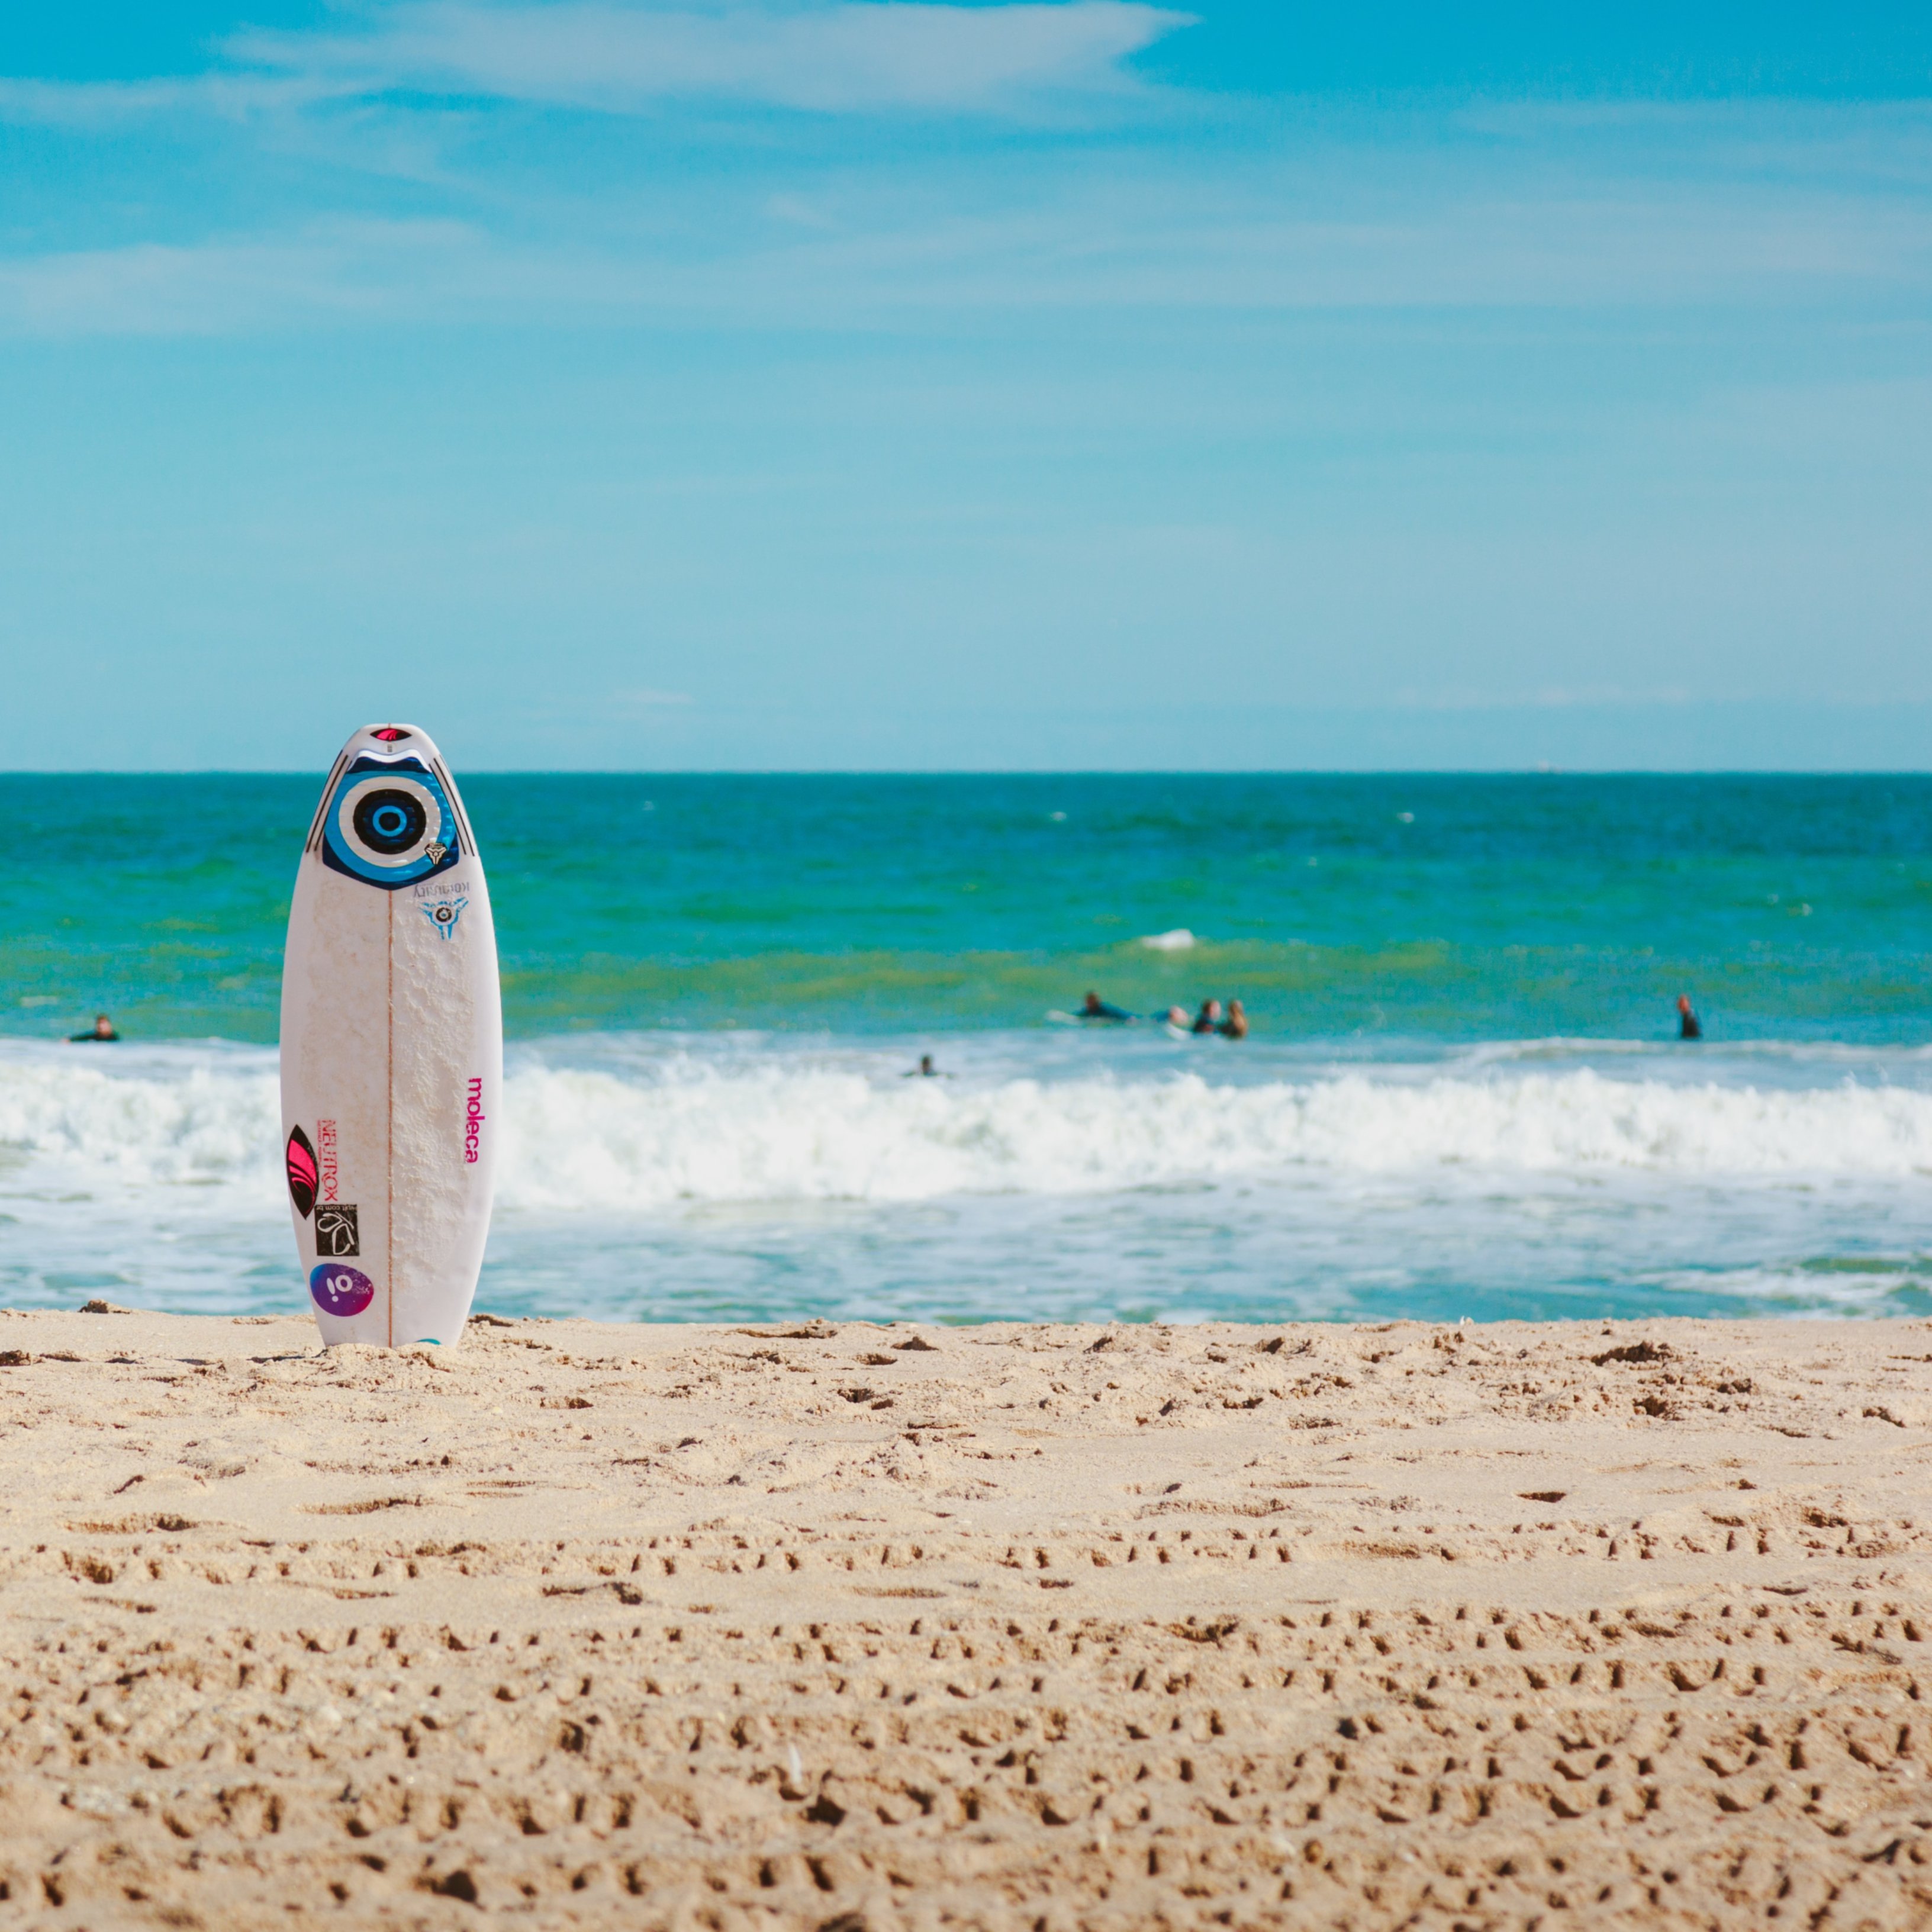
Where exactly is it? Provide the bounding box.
[0,1311,1929,1930]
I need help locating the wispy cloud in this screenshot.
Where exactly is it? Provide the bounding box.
[0,221,489,336]
[2,29,1925,342]
[1393,684,1696,712]
[224,1,1192,117]
[0,2,1189,132]
[3,153,1928,339]
[0,72,340,127]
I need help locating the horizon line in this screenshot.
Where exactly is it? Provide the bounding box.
[4,766,1932,780]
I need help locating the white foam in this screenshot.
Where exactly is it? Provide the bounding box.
[0,1047,281,1199]
[493,1061,1932,1209]
[1139,928,1197,951]
[4,1037,1930,1320]
[5,1044,1932,1215]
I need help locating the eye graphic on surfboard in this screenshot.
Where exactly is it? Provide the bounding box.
[285,1126,318,1219]
[320,767,461,890]
[283,722,501,1352]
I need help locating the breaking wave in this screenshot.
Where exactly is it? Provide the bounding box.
[5,1042,1932,1213]
[498,1061,1932,1208]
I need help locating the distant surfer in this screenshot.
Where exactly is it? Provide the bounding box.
[1162,1006,1190,1029]
[1676,995,1702,1041]
[1080,992,1132,1023]
[1218,999,1248,1039]
[1191,999,1222,1035]
[69,1013,119,1043]
[904,1054,950,1077]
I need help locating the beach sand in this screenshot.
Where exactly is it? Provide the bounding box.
[0,1310,1928,1929]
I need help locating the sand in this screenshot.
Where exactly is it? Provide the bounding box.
[0,1309,1928,1930]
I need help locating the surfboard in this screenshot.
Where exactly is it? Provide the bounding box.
[279,723,501,1348]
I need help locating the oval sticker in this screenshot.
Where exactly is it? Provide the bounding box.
[310,1263,375,1318]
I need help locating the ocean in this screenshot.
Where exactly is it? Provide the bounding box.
[3,772,1931,1326]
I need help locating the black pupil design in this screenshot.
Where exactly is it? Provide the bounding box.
[354,788,428,855]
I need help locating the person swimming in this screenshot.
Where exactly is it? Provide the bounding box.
[69,1013,119,1042]
[1162,1006,1190,1029]
[1191,999,1223,1035]
[1080,992,1132,1023]
[904,1054,950,1077]
[1676,995,1702,1041]
[1218,999,1248,1039]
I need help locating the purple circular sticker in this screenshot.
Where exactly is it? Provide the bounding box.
[310,1263,375,1318]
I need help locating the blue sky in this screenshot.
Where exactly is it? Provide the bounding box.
[2,2,1929,769]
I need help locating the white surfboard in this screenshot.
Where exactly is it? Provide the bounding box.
[279,723,501,1348]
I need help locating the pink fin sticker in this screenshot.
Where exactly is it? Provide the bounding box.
[286,1126,318,1219]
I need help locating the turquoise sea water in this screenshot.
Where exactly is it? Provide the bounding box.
[2,772,1931,1325]
[7,774,1932,1042]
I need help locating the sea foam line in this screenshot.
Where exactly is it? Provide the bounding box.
[4,1051,1931,1210]
[498,1064,1932,1208]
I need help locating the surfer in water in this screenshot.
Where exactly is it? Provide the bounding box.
[904,1054,950,1077]
[1080,991,1132,1023]
[1191,999,1223,1035]
[69,1013,119,1042]
[1676,994,1702,1041]
[1218,999,1248,1039]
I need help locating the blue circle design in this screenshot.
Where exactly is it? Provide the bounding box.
[320,759,461,890]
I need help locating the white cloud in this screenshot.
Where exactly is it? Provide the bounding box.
[2,92,1927,339]
[0,221,489,336]
[0,73,339,126]
[1393,684,1696,713]
[2,156,1928,340]
[225,1,1192,115]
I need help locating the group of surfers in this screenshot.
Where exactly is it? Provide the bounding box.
[1075,991,1702,1043]
[1080,991,1248,1038]
[907,991,1245,1073]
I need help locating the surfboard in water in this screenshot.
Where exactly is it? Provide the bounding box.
[279,723,501,1347]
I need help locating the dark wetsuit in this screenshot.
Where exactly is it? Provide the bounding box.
[1081,1000,1132,1023]
[1679,1010,1702,1040]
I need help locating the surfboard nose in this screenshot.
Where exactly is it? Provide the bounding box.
[314,724,468,891]
[348,722,435,756]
